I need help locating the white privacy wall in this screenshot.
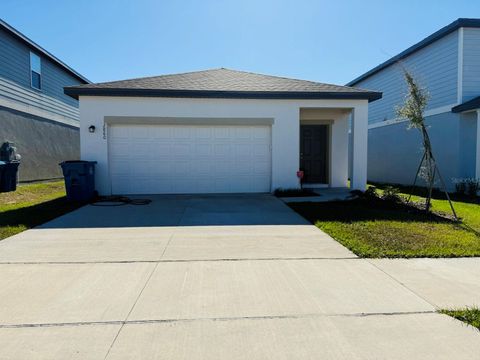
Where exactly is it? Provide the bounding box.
[79,96,368,195]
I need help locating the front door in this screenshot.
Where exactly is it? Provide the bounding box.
[300,125,328,184]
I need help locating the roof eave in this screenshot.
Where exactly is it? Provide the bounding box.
[347,18,480,86]
[0,19,90,84]
[64,87,382,102]
[451,96,480,113]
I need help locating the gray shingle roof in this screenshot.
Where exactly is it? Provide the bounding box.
[64,68,381,101]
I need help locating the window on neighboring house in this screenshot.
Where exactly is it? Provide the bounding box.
[30,52,41,90]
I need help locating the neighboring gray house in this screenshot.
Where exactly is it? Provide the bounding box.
[348,18,480,190]
[0,19,89,181]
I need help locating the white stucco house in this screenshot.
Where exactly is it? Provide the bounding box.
[64,68,381,195]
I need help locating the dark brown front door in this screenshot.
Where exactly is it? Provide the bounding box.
[300,125,328,183]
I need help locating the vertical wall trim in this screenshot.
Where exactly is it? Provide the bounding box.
[476,110,480,180]
[350,105,368,190]
[457,27,464,103]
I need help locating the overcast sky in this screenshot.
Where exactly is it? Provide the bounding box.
[1,0,479,84]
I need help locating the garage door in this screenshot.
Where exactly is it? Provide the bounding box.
[108,124,272,194]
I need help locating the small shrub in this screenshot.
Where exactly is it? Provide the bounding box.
[466,179,480,198]
[453,178,480,198]
[455,180,465,194]
[364,186,379,199]
[453,178,467,195]
[381,186,402,203]
[350,189,364,197]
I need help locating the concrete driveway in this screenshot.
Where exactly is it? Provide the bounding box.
[0,194,478,359]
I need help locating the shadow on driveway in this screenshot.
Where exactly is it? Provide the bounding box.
[38,194,309,229]
[1,197,81,231]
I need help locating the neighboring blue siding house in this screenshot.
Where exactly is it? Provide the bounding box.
[348,18,480,191]
[0,19,89,181]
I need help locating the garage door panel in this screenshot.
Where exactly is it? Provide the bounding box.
[172,144,191,157]
[230,161,249,175]
[214,143,231,156]
[194,127,212,139]
[253,144,270,157]
[156,179,174,193]
[234,144,252,157]
[152,127,173,140]
[173,178,195,193]
[173,127,191,139]
[150,143,172,158]
[110,126,131,138]
[234,127,252,139]
[254,161,270,174]
[193,160,214,174]
[132,160,154,176]
[253,178,270,190]
[150,161,170,176]
[196,178,215,192]
[194,144,212,156]
[109,125,271,194]
[254,127,270,139]
[110,159,130,175]
[213,127,230,139]
[126,127,150,140]
[132,143,151,158]
[109,141,130,157]
[213,160,231,173]
[174,161,191,176]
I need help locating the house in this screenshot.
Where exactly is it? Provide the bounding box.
[0,19,89,181]
[64,68,381,195]
[347,18,480,190]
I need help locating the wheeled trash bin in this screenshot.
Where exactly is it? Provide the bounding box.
[0,161,20,192]
[59,160,97,202]
[0,142,21,193]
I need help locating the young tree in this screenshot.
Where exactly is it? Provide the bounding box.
[396,70,457,220]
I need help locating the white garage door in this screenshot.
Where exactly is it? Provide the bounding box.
[108,124,272,194]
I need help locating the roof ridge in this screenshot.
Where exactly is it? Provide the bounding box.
[89,68,226,87]
[218,68,361,90]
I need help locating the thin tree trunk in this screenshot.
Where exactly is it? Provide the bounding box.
[407,152,426,204]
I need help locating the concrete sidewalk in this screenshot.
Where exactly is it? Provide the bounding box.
[370,258,480,308]
[0,195,478,359]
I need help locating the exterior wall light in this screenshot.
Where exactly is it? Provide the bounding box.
[88,125,96,133]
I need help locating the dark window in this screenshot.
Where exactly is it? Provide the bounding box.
[31,71,41,89]
[30,52,41,90]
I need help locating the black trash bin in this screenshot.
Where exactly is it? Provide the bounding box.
[60,161,97,202]
[0,142,21,193]
[0,161,20,192]
[0,161,5,190]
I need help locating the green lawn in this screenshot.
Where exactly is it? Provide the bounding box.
[0,181,80,240]
[441,308,480,331]
[288,187,480,258]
